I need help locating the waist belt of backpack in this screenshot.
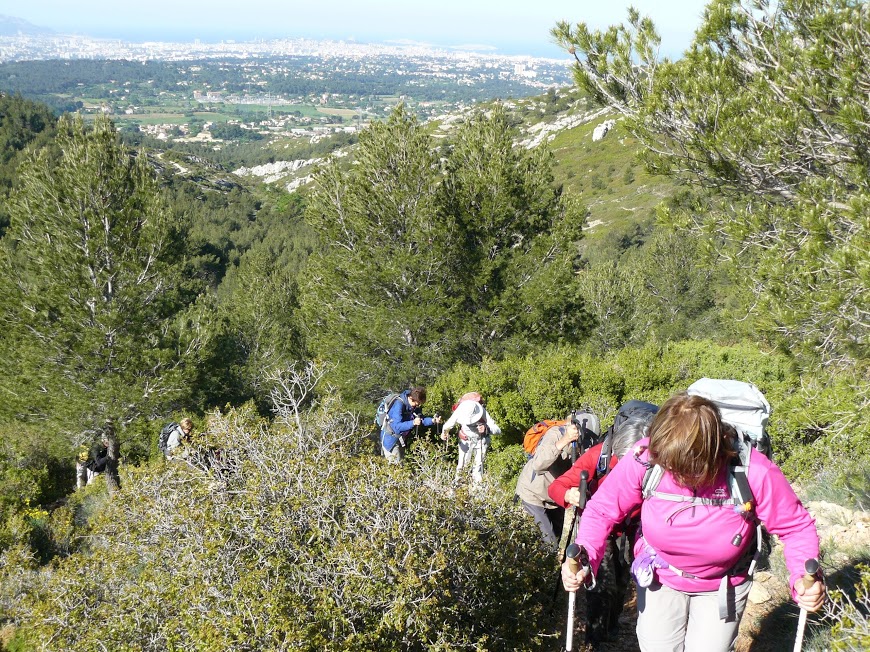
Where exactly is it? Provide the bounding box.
[654,526,761,622]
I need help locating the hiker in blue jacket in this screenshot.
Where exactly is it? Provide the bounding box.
[381,386,440,464]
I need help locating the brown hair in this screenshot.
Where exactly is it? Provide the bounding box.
[409,386,427,403]
[180,418,194,431]
[648,393,736,489]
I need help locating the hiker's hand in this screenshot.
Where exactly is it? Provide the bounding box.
[795,577,826,612]
[440,429,449,441]
[558,424,580,450]
[413,416,422,426]
[564,487,583,507]
[434,414,442,424]
[561,559,587,592]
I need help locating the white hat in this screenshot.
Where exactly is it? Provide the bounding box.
[454,400,486,426]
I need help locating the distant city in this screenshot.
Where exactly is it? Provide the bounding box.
[0,17,575,168]
[0,12,570,65]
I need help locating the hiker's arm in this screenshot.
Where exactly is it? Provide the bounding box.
[531,425,578,471]
[389,400,415,435]
[751,451,822,604]
[166,427,183,451]
[548,462,579,508]
[529,428,566,471]
[548,446,598,507]
[575,454,644,574]
[484,412,501,435]
[440,412,459,439]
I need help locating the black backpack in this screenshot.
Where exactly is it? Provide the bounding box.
[595,400,659,477]
[158,422,178,454]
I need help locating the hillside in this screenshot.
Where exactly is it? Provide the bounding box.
[228,88,676,265]
[0,4,868,644]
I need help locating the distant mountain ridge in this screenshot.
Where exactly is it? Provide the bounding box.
[0,15,54,37]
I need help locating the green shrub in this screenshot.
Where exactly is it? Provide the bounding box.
[486,444,528,493]
[11,386,556,651]
[827,563,870,651]
[432,339,867,484]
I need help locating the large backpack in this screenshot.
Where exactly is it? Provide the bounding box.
[158,422,178,454]
[638,380,772,618]
[374,393,403,435]
[687,378,772,458]
[522,419,568,456]
[452,391,482,411]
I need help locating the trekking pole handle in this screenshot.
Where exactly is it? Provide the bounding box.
[800,558,820,589]
[566,543,581,575]
[565,544,591,584]
[793,558,821,652]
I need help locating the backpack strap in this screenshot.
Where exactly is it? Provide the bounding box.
[596,435,612,478]
[381,393,404,436]
[641,464,664,500]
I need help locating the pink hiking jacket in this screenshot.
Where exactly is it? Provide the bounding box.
[575,438,820,600]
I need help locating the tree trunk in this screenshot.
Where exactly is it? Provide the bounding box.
[103,420,121,494]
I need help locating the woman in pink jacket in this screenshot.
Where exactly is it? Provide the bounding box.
[561,392,825,652]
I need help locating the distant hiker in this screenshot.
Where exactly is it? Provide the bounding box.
[379,387,440,464]
[549,411,655,646]
[441,398,501,484]
[76,438,110,488]
[561,392,825,652]
[515,409,600,548]
[159,418,194,459]
[76,449,89,489]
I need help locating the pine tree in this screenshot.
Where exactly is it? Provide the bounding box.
[300,106,463,397]
[0,115,203,489]
[553,0,870,365]
[300,105,589,399]
[441,104,589,358]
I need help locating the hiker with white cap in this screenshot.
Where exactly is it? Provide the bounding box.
[441,397,501,484]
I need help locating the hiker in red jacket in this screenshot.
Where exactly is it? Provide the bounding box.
[549,413,655,646]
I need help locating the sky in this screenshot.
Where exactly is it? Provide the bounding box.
[10,1,712,58]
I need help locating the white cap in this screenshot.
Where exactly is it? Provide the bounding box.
[453,400,485,426]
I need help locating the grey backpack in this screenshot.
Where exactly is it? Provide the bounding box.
[687,378,772,458]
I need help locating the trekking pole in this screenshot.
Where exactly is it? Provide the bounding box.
[564,543,589,652]
[793,558,821,652]
[570,470,588,545]
[550,470,589,613]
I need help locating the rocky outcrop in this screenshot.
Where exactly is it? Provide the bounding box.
[233,158,322,184]
[592,119,616,141]
[518,107,611,149]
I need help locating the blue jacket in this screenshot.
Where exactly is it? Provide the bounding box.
[381,390,435,451]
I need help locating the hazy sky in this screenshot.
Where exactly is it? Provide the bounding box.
[11,1,712,57]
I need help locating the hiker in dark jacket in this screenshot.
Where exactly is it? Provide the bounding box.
[380,387,439,464]
[76,438,110,486]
